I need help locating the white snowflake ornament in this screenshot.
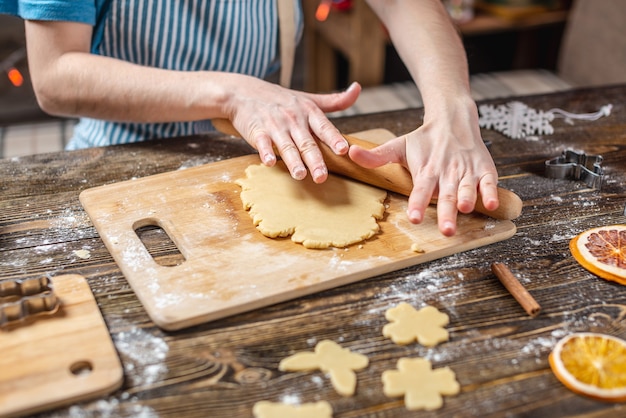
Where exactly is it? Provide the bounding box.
[478,101,554,139]
[478,101,612,139]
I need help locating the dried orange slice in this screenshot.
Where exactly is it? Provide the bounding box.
[549,332,626,402]
[569,225,626,285]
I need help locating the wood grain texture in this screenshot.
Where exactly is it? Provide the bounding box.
[0,274,123,417]
[1,85,625,417]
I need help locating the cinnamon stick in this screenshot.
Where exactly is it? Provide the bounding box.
[491,262,541,317]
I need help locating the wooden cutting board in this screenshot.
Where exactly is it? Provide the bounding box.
[0,274,123,417]
[79,129,517,331]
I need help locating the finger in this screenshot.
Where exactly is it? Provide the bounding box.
[348,145,386,168]
[457,177,478,214]
[304,81,361,113]
[250,130,277,167]
[407,175,437,225]
[308,110,348,156]
[273,130,307,180]
[478,172,500,211]
[348,139,405,169]
[436,181,459,236]
[291,130,328,183]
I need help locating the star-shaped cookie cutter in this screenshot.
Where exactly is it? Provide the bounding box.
[545,150,604,189]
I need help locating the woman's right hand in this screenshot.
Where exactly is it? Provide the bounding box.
[224,78,362,184]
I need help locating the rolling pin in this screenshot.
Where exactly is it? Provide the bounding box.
[212,119,523,220]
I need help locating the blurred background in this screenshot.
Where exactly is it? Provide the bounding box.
[0,0,599,158]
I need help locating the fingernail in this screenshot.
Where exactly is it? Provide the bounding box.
[292,165,306,180]
[313,167,327,182]
[408,210,422,223]
[263,153,276,165]
[335,140,349,154]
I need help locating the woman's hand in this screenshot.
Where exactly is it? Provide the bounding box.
[225,78,362,184]
[349,97,499,236]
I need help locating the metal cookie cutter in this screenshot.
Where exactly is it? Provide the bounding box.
[545,150,603,189]
[0,276,60,327]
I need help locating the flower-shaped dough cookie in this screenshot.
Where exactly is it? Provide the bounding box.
[382,357,460,411]
[278,340,369,396]
[382,302,449,346]
[252,400,332,418]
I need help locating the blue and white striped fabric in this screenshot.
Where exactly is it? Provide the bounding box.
[0,0,303,149]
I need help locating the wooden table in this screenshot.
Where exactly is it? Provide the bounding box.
[2,85,625,417]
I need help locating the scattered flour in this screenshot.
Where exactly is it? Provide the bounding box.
[550,233,575,243]
[61,399,156,418]
[113,327,169,387]
[177,156,214,169]
[311,375,325,388]
[280,393,302,405]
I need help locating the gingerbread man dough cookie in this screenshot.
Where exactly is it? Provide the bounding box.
[278,340,369,396]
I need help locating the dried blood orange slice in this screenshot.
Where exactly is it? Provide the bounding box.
[549,332,626,402]
[569,224,626,285]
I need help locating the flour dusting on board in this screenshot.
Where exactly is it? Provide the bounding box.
[146,235,392,311]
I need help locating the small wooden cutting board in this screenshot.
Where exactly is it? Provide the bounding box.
[0,274,123,417]
[79,130,517,331]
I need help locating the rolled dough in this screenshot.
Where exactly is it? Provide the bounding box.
[236,162,387,249]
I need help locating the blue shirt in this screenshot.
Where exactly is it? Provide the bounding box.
[1,1,303,149]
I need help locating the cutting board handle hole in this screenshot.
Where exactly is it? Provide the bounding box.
[134,222,186,267]
[70,360,93,376]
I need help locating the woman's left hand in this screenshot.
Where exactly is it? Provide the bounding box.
[349,98,499,236]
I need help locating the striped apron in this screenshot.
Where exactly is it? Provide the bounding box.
[68,0,302,149]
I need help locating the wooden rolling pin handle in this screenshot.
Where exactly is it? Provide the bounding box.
[212,119,522,220]
[212,118,241,137]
